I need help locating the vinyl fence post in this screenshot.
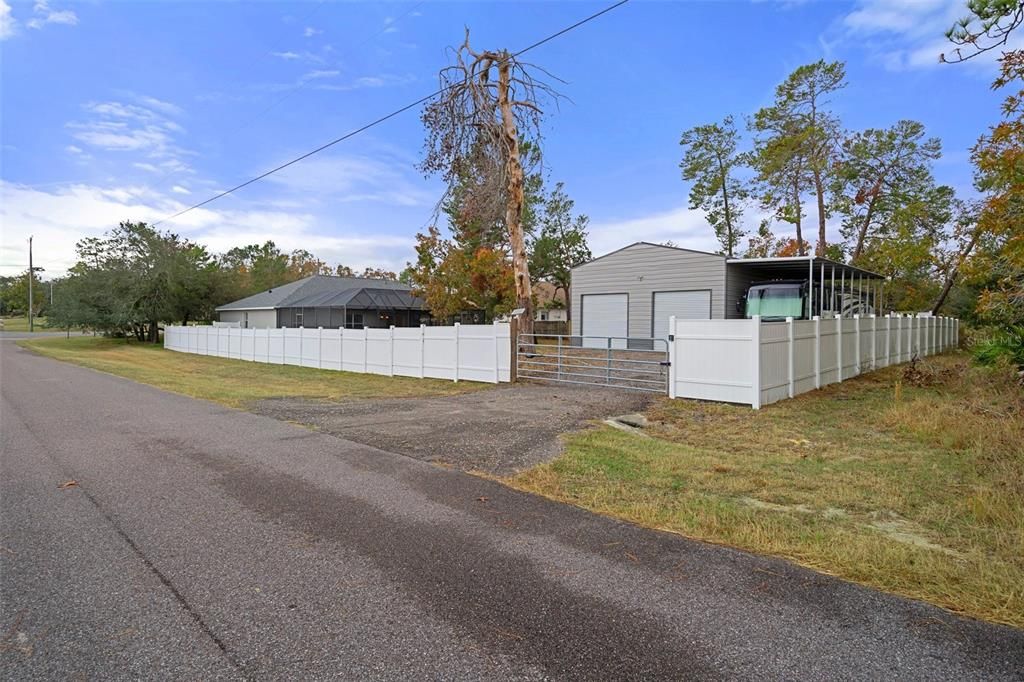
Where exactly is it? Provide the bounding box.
[453,322,460,383]
[751,316,762,409]
[869,314,876,370]
[786,317,795,398]
[854,314,861,375]
[836,315,843,382]
[667,315,677,399]
[884,315,890,367]
[299,326,304,367]
[492,321,500,384]
[813,315,821,389]
[338,327,344,371]
[509,316,518,383]
[362,327,368,374]
[281,327,286,365]
[419,324,426,379]
[389,326,395,377]
[318,327,323,369]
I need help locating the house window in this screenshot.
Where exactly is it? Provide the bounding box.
[295,312,303,327]
[345,312,364,329]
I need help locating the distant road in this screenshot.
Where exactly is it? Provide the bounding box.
[2,341,1022,679]
[0,331,86,340]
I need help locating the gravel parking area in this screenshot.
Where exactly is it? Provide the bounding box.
[252,382,653,474]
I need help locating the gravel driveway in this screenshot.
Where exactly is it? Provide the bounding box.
[252,382,653,474]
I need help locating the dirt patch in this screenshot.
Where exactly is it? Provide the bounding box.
[251,382,653,475]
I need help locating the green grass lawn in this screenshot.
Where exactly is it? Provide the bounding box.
[506,354,1024,628]
[19,336,487,407]
[1,316,48,332]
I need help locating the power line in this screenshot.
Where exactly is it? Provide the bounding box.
[152,0,631,227]
[150,2,424,197]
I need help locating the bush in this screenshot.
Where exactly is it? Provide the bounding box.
[972,326,1024,369]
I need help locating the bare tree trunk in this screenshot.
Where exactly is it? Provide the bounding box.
[813,170,827,256]
[931,227,980,314]
[792,180,805,256]
[498,56,534,336]
[852,194,879,262]
[716,153,734,257]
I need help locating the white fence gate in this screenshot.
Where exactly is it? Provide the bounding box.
[668,313,958,408]
[164,323,512,383]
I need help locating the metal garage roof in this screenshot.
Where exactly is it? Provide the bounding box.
[726,256,884,280]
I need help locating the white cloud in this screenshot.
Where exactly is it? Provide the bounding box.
[303,26,321,38]
[0,180,417,277]
[135,95,182,117]
[265,154,432,207]
[271,50,300,60]
[1,0,16,40]
[299,69,340,82]
[311,73,416,92]
[65,145,82,154]
[586,201,850,259]
[835,0,1021,71]
[171,185,190,195]
[587,205,720,257]
[26,0,77,30]
[66,97,192,176]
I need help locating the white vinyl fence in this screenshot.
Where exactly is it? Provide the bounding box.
[164,323,512,383]
[668,314,959,408]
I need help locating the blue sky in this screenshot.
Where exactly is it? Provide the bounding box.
[0,0,1011,277]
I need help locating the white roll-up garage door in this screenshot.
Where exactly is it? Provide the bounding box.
[581,294,628,348]
[653,290,711,342]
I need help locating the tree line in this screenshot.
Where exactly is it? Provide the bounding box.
[13,223,403,341]
[678,0,1022,335]
[10,2,1019,349]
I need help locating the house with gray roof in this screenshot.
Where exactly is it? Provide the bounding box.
[215,275,429,329]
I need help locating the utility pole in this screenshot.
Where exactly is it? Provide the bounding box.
[28,236,34,333]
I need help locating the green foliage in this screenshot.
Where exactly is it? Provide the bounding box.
[529,182,592,309]
[943,0,1024,63]
[679,116,748,256]
[834,120,944,262]
[54,222,222,340]
[750,60,846,255]
[971,326,1024,368]
[0,271,49,317]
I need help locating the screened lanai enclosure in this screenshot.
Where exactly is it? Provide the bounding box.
[216,275,430,330]
[275,287,428,329]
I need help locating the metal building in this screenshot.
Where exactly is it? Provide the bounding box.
[570,242,884,342]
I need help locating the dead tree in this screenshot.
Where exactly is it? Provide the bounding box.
[420,30,561,336]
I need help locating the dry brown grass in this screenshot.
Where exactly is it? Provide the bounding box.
[507,354,1024,628]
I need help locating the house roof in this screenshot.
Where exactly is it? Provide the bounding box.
[215,275,418,311]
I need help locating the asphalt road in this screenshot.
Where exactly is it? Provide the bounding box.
[2,342,1022,680]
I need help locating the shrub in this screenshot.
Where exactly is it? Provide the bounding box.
[972,325,1024,370]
